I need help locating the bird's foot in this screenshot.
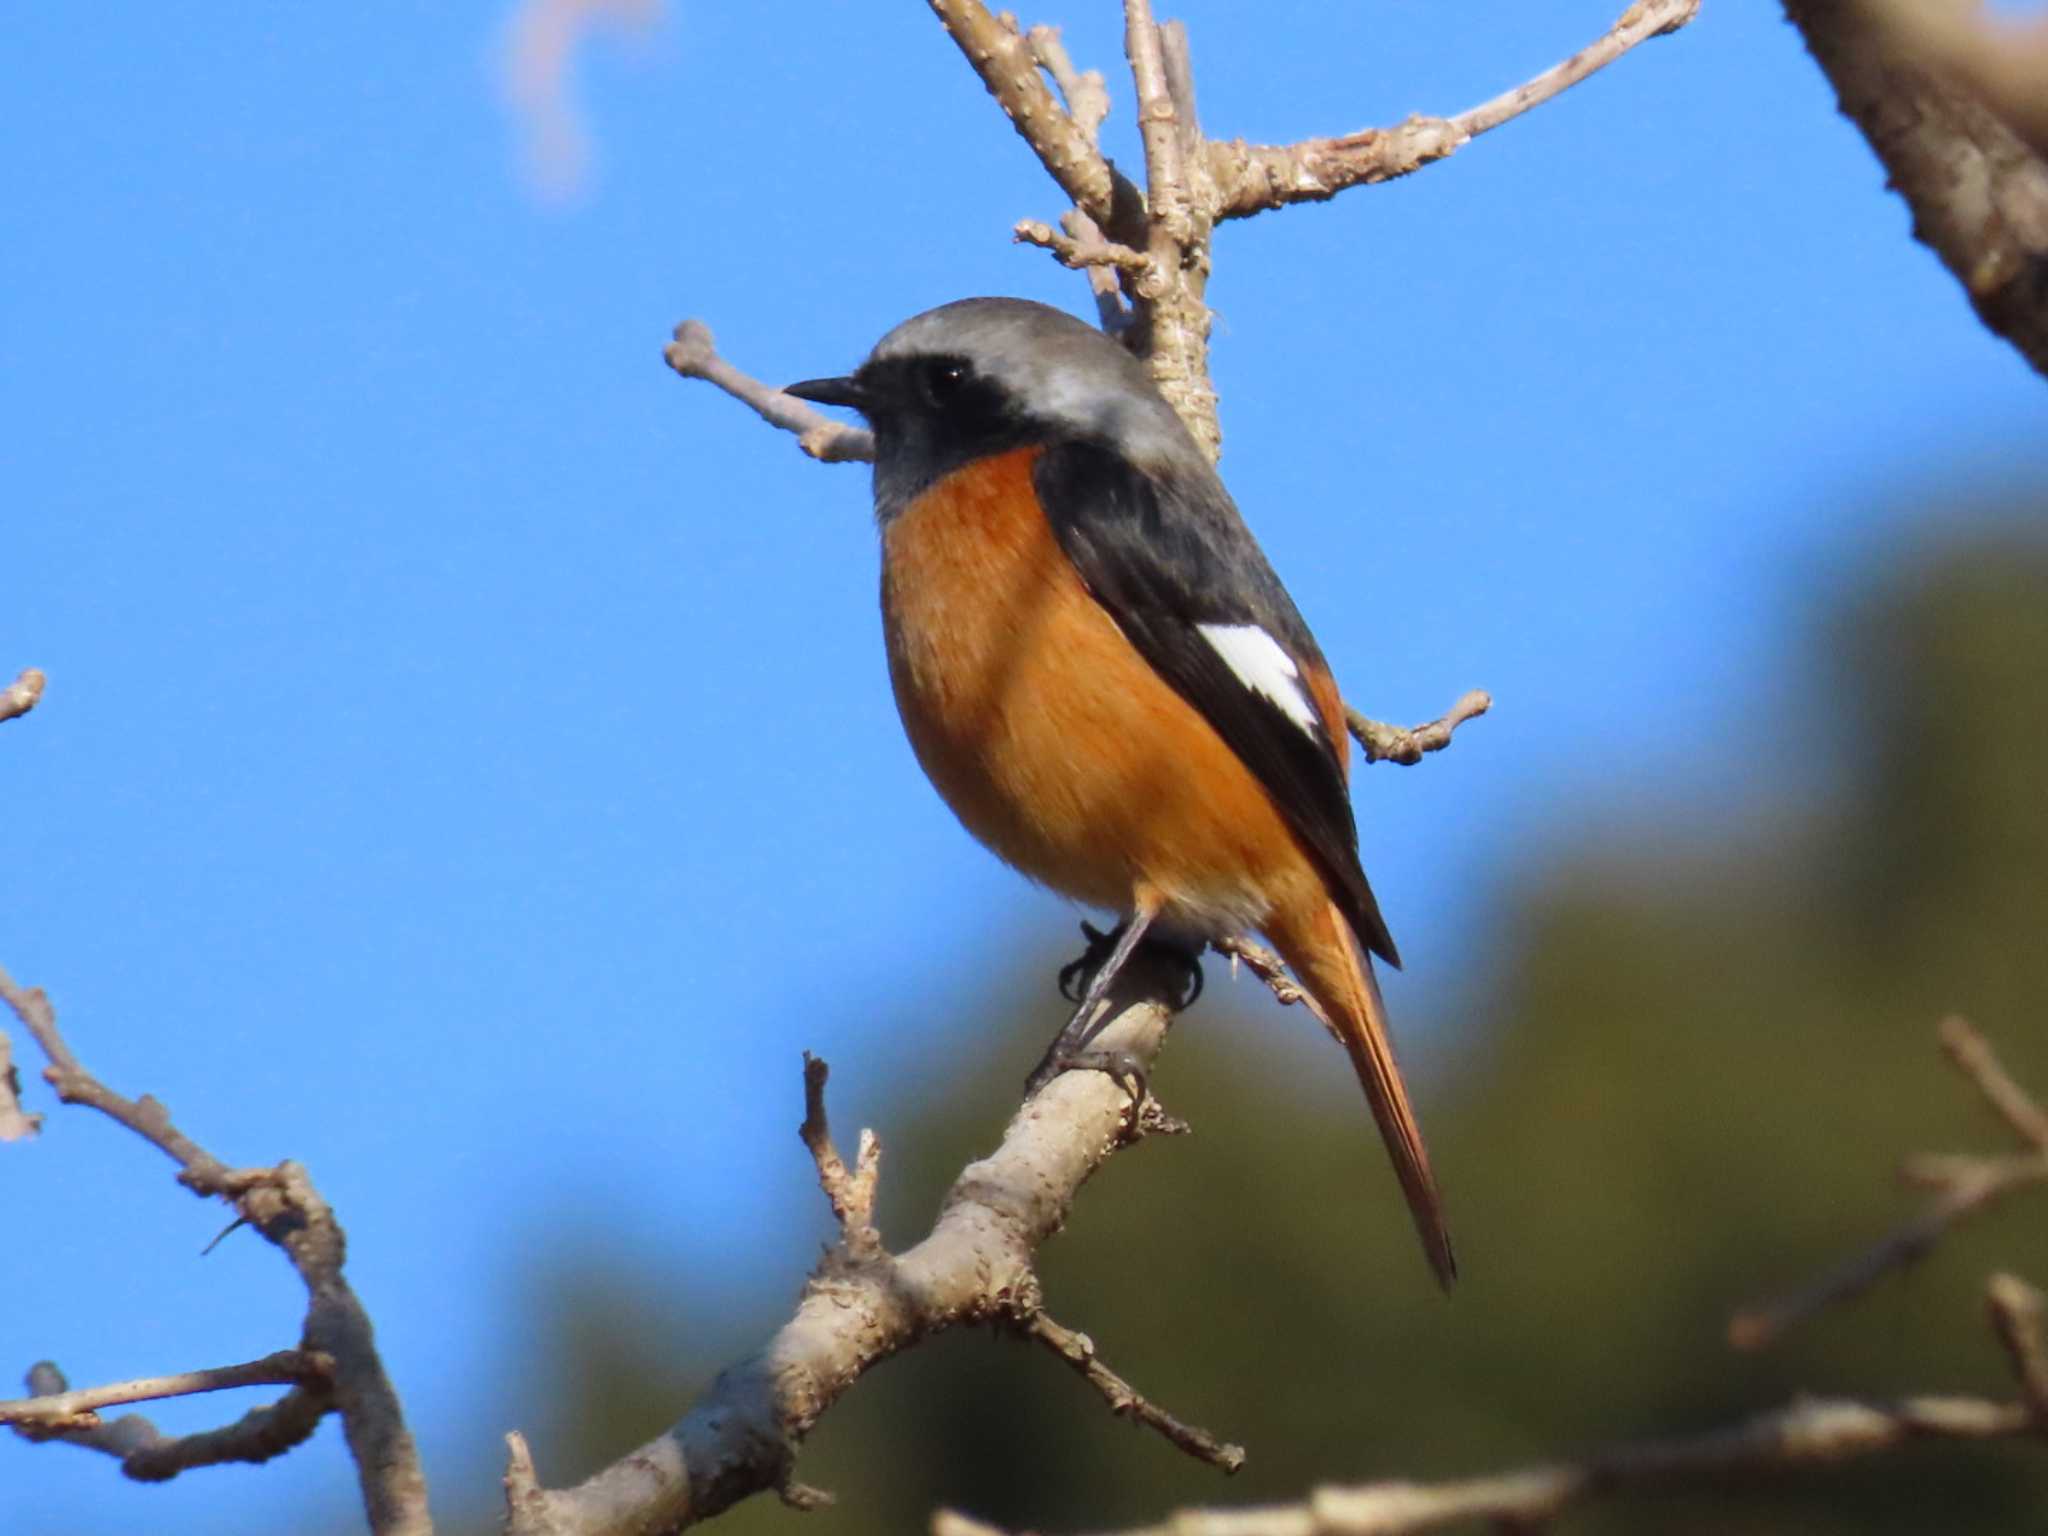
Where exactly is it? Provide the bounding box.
[1024,1041,1150,1106]
[1057,920,1206,1011]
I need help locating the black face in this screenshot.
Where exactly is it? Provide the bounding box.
[854,351,1046,513]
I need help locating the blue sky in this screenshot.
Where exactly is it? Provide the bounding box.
[5,4,2045,1532]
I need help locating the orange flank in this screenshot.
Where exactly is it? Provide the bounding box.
[879,445,1455,1287]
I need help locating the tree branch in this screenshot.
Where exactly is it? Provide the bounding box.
[1730,1017,2048,1351]
[938,1384,2034,1536]
[502,946,1210,1536]
[0,964,433,1536]
[1782,0,2048,380]
[1019,1308,1245,1474]
[0,667,44,725]
[1346,690,1492,767]
[664,319,874,463]
[1208,0,1700,219]
[0,1351,329,1432]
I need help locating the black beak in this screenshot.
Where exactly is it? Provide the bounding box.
[784,375,870,411]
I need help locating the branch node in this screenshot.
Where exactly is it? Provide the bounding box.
[1347,690,1493,766]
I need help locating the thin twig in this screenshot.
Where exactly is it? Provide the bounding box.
[945,1391,2034,1536]
[1026,23,1131,331]
[0,667,45,724]
[1211,936,1334,1036]
[1020,1309,1246,1474]
[0,1351,329,1431]
[1729,1019,2048,1350]
[1210,0,1700,219]
[1986,1272,2048,1425]
[1346,690,1492,766]
[798,1051,882,1258]
[665,319,874,463]
[1014,219,1151,273]
[9,1360,335,1482]
[0,1029,40,1141]
[0,964,432,1535]
[1940,1014,2048,1149]
[927,0,1121,231]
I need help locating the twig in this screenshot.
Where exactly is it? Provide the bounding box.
[1014,219,1151,274]
[1025,24,1131,330]
[1729,1018,2048,1351]
[1209,0,1700,219]
[0,1351,329,1431]
[945,1391,2034,1536]
[1020,1309,1245,1474]
[0,1029,40,1141]
[1211,936,1334,1036]
[0,964,432,1536]
[1346,690,1492,766]
[0,667,44,724]
[1986,1273,2048,1424]
[664,319,875,463]
[503,944,1213,1535]
[926,0,1121,231]
[798,1051,882,1259]
[1940,1014,2048,1149]
[8,1361,334,1482]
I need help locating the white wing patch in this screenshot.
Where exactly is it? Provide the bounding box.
[1195,623,1321,736]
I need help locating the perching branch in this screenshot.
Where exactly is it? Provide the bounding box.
[1782,0,2048,380]
[1208,0,1700,219]
[0,965,432,1536]
[1729,1016,2048,1351]
[503,944,1227,1536]
[0,667,44,725]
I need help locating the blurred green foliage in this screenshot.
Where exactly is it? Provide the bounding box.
[517,520,2048,1535]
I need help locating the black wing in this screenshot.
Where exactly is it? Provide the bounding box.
[1033,439,1400,967]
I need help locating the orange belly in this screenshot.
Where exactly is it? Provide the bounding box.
[879,445,1331,933]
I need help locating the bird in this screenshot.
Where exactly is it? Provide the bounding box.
[785,297,1455,1288]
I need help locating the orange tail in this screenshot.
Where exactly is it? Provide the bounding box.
[1267,897,1457,1289]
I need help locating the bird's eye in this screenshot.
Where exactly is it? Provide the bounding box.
[920,359,969,406]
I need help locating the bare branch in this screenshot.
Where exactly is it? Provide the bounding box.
[504,946,1205,1535]
[0,1029,40,1141]
[1014,218,1152,274]
[664,319,874,463]
[1986,1272,2048,1424]
[1209,0,1700,219]
[926,0,1122,231]
[9,1359,334,1483]
[948,1392,2033,1536]
[1025,24,1131,332]
[1122,0,1220,456]
[0,667,45,724]
[798,1052,882,1259]
[1020,1308,1245,1474]
[1211,936,1333,1036]
[1940,1014,2048,1149]
[1730,1019,2048,1350]
[1346,691,1492,767]
[0,964,432,1536]
[1,1351,328,1431]
[1783,0,2048,379]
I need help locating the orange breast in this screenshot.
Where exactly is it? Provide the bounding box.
[879,445,1331,932]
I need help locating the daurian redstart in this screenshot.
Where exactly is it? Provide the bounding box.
[788,297,1454,1287]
